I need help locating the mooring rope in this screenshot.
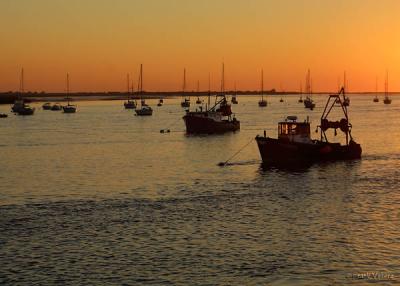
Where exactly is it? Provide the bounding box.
[218,137,255,166]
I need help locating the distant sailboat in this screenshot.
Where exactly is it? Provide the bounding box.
[279,83,284,102]
[62,73,77,113]
[42,102,52,110]
[51,103,62,111]
[195,80,202,104]
[258,69,267,107]
[11,68,35,115]
[303,69,315,110]
[383,71,392,104]
[231,82,238,104]
[135,64,153,116]
[373,77,379,102]
[180,68,190,108]
[124,73,137,109]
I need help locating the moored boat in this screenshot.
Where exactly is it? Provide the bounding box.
[256,87,361,166]
[124,74,137,109]
[135,64,153,116]
[258,69,267,107]
[12,69,35,116]
[0,113,8,118]
[42,102,52,110]
[62,73,77,113]
[180,68,190,108]
[383,71,392,104]
[51,103,62,111]
[303,69,315,110]
[183,63,239,134]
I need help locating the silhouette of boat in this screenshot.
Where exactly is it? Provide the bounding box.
[180,68,190,108]
[135,64,153,116]
[12,69,35,115]
[383,71,392,104]
[298,83,303,102]
[62,74,77,113]
[0,113,8,118]
[42,102,52,110]
[256,87,361,166]
[373,77,379,102]
[124,73,137,109]
[51,103,62,111]
[303,69,315,110]
[183,63,239,134]
[157,98,163,106]
[258,69,267,107]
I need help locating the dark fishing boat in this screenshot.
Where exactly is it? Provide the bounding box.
[180,68,190,108]
[124,73,137,109]
[62,74,77,113]
[258,69,267,107]
[12,69,35,116]
[183,63,239,134]
[135,64,153,116]
[255,87,361,166]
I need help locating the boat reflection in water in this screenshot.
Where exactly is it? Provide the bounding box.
[256,87,361,167]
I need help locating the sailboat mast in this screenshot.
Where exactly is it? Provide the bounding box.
[183,68,186,99]
[375,76,378,97]
[261,69,264,100]
[385,70,388,98]
[67,73,70,104]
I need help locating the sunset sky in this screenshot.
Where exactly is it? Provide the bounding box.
[1,0,400,92]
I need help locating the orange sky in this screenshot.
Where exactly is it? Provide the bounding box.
[1,0,400,92]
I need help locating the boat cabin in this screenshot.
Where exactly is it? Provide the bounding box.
[278,116,311,143]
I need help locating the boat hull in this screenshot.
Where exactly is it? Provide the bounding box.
[135,108,153,116]
[183,114,240,134]
[255,136,361,166]
[63,106,77,113]
[124,101,136,109]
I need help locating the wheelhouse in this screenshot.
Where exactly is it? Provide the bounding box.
[278,116,311,143]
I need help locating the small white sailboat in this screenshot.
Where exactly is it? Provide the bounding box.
[63,73,77,113]
[135,64,153,116]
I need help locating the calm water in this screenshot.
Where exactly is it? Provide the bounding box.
[1,95,399,285]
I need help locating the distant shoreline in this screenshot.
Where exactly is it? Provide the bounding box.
[0,90,393,104]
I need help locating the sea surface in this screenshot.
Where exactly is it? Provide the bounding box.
[0,94,399,285]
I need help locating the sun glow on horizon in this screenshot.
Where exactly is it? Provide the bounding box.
[1,0,400,93]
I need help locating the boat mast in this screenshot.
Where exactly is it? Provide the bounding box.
[66,73,70,105]
[375,76,378,98]
[139,64,144,105]
[385,70,388,99]
[261,69,264,101]
[183,68,186,101]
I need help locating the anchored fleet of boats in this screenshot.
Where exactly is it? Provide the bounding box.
[6,65,400,167]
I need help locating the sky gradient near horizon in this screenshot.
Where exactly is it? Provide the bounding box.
[1,0,400,92]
